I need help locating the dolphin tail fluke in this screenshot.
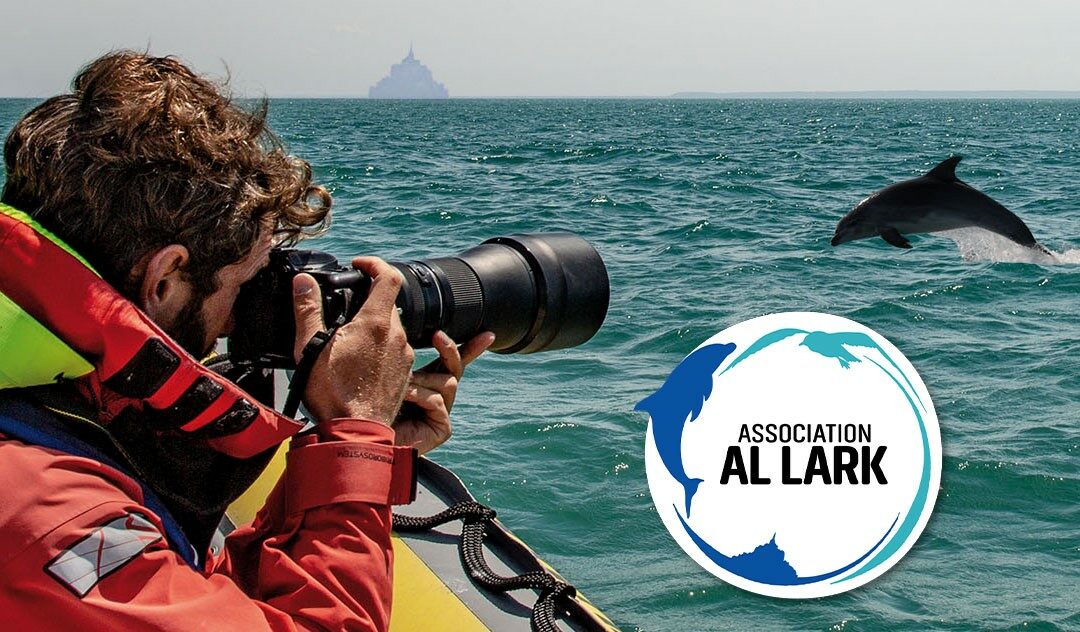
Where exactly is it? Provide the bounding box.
[684,478,705,517]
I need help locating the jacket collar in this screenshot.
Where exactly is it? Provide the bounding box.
[0,203,303,458]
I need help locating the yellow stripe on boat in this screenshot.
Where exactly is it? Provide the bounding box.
[388,534,490,631]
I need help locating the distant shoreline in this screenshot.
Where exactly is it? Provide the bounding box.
[5,91,1080,100]
[668,90,1080,100]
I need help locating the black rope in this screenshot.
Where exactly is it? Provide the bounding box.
[392,500,494,531]
[533,583,578,632]
[393,502,577,632]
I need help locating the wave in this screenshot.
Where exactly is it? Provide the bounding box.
[932,227,1080,264]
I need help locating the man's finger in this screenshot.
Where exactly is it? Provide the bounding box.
[352,256,403,316]
[430,331,463,378]
[420,331,495,376]
[410,371,457,394]
[460,331,496,367]
[410,370,459,410]
[292,273,324,364]
[403,384,447,414]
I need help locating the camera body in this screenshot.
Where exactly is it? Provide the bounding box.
[228,250,367,367]
[229,233,609,368]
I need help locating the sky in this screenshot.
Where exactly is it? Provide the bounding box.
[4,0,1080,97]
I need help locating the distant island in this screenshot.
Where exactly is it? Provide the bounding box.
[369,46,448,99]
[670,90,1080,100]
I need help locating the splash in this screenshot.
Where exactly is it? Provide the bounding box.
[933,228,1079,264]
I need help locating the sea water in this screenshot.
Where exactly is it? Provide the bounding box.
[1,98,1076,631]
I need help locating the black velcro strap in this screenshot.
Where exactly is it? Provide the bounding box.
[188,397,260,439]
[147,376,225,430]
[282,329,335,419]
[104,339,180,398]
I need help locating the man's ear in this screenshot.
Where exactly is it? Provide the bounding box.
[139,244,193,328]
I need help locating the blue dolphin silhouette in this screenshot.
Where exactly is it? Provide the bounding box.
[635,342,737,517]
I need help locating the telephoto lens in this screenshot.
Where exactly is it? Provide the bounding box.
[229,233,609,368]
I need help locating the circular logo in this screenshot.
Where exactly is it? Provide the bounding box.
[637,312,941,598]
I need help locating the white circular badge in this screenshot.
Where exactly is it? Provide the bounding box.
[637,312,941,598]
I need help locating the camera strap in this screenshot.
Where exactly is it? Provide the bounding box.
[282,328,336,419]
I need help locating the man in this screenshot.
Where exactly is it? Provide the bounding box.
[0,51,492,630]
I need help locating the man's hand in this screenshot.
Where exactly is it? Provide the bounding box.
[392,330,494,455]
[292,257,415,424]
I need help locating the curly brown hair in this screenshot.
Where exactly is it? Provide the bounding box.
[2,51,330,298]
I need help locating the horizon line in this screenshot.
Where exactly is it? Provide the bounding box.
[7,89,1080,100]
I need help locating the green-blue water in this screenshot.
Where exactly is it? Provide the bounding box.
[2,98,1077,631]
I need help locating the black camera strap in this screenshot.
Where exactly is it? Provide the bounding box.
[282,329,335,419]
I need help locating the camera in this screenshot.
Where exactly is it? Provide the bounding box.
[228,232,610,368]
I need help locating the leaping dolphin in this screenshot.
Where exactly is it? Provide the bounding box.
[831,156,1049,253]
[635,342,736,518]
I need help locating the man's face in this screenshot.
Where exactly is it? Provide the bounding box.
[167,229,275,358]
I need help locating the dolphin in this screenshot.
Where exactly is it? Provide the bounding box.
[635,342,736,518]
[831,156,1049,253]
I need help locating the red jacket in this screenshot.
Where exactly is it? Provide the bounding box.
[0,417,415,631]
[0,203,417,630]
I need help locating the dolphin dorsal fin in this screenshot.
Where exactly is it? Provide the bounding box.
[927,156,963,182]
